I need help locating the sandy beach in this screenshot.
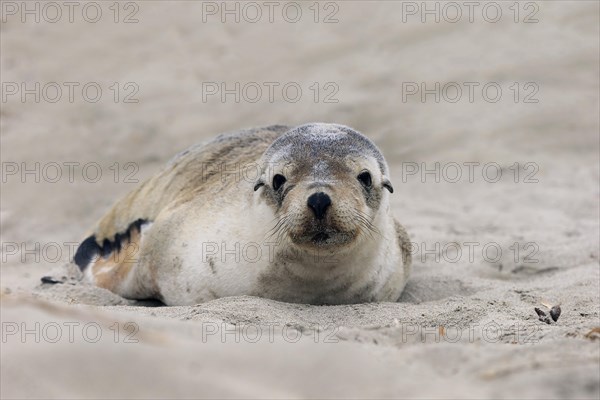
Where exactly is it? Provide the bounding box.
[1,1,599,398]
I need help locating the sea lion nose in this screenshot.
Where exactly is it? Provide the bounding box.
[307,192,331,220]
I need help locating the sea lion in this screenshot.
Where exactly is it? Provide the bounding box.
[63,123,411,305]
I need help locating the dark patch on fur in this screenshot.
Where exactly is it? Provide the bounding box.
[73,218,149,271]
[131,218,147,232]
[73,236,102,271]
[101,239,112,258]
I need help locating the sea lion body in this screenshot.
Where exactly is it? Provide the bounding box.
[70,124,411,305]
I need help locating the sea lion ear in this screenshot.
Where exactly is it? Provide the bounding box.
[253,180,265,191]
[382,179,394,193]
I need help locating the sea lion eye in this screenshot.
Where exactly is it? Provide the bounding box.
[272,174,286,191]
[357,171,372,188]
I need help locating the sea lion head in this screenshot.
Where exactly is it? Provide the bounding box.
[254,123,394,255]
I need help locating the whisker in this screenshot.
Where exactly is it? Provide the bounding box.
[353,209,382,241]
[265,215,290,241]
[266,217,286,236]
